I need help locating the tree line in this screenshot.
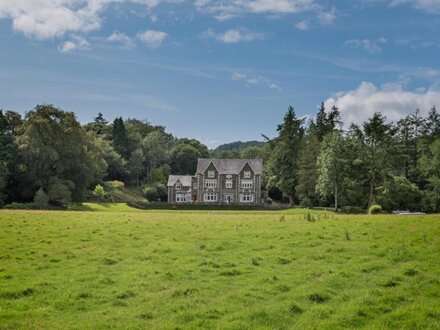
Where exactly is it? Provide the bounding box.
[1,103,439,212]
[266,104,440,212]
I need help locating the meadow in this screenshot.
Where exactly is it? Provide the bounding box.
[0,205,439,329]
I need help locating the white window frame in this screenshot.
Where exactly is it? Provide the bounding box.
[240,193,254,203]
[204,193,218,202]
[225,179,233,189]
[205,179,217,188]
[193,183,198,189]
[207,170,215,178]
[241,180,253,189]
[175,182,182,190]
[176,193,187,202]
[244,171,251,178]
[224,193,234,203]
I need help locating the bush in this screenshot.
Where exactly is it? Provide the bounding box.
[48,182,72,206]
[3,202,36,210]
[340,206,366,214]
[143,185,158,201]
[299,197,314,209]
[105,181,125,189]
[368,204,382,214]
[93,184,106,201]
[154,183,168,202]
[376,176,422,212]
[33,188,49,209]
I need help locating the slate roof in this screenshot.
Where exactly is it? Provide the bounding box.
[167,175,193,187]
[196,159,263,175]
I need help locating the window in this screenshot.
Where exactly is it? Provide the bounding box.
[240,193,254,203]
[193,183,198,189]
[205,179,217,188]
[241,180,253,189]
[224,193,234,203]
[225,180,233,189]
[244,171,251,178]
[175,182,182,190]
[176,193,187,202]
[207,170,215,178]
[204,193,217,202]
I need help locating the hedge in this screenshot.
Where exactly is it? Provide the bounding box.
[127,201,289,211]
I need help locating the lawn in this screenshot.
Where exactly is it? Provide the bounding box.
[0,207,439,329]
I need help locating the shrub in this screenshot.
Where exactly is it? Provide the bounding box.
[105,180,125,189]
[93,184,106,201]
[3,202,36,210]
[48,182,72,206]
[299,197,314,209]
[143,185,158,201]
[340,206,366,214]
[154,183,168,202]
[368,204,382,214]
[33,188,49,209]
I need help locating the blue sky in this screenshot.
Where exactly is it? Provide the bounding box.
[1,0,440,147]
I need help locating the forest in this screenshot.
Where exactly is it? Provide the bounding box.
[0,103,439,212]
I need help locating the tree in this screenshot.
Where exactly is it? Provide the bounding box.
[0,110,17,205]
[170,143,202,175]
[376,176,422,212]
[418,138,440,212]
[267,106,305,206]
[112,117,129,159]
[296,123,320,203]
[316,131,346,210]
[16,105,107,202]
[142,131,172,182]
[127,148,144,186]
[33,188,49,208]
[143,185,158,201]
[358,112,396,207]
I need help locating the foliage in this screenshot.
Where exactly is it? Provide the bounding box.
[316,131,346,210]
[93,184,106,201]
[368,204,382,214]
[376,176,422,212]
[170,143,202,175]
[267,106,305,206]
[339,206,366,214]
[297,123,320,202]
[15,105,107,202]
[214,140,265,153]
[143,185,159,201]
[33,188,49,209]
[299,197,314,209]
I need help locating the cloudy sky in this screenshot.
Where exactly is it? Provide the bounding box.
[1,0,440,147]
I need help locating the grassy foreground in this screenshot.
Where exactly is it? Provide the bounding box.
[0,208,439,329]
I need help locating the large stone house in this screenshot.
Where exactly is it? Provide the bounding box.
[167,158,263,205]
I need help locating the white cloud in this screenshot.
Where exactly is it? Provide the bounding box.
[107,31,134,47]
[317,7,337,24]
[390,0,440,14]
[0,0,172,40]
[58,35,90,52]
[232,72,281,90]
[295,20,309,30]
[137,29,167,48]
[344,37,388,54]
[203,28,265,43]
[195,0,319,20]
[324,81,440,125]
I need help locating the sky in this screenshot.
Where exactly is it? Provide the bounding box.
[1,0,440,147]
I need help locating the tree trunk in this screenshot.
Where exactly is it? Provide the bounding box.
[289,195,295,208]
[334,185,338,211]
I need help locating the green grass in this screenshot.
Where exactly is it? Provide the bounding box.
[0,208,439,329]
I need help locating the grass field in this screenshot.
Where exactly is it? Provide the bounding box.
[1,206,440,329]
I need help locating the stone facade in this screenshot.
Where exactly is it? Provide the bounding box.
[167,158,263,205]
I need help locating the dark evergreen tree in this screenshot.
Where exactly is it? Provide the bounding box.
[267,106,305,206]
[112,117,130,159]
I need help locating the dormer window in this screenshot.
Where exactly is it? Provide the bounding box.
[208,170,215,178]
[175,182,182,190]
[244,171,251,178]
